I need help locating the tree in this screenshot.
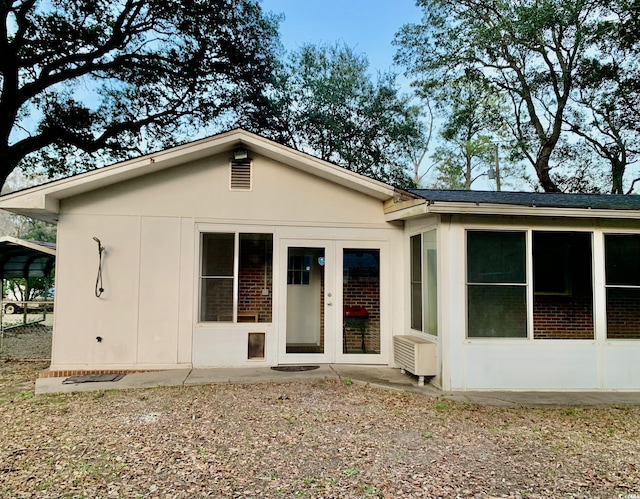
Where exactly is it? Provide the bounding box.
[253,44,425,186]
[428,73,517,190]
[567,1,640,193]
[395,0,609,192]
[12,216,56,242]
[567,76,638,194]
[408,99,438,187]
[0,170,56,240]
[0,0,281,189]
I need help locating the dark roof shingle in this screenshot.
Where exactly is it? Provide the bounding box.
[409,189,640,211]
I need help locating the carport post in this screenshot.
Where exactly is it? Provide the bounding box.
[22,269,29,326]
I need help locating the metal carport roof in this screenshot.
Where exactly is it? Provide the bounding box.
[0,236,56,279]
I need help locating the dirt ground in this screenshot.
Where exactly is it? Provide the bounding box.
[0,322,53,361]
[1,357,639,498]
[0,325,639,498]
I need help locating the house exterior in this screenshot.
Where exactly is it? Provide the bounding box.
[1,129,639,391]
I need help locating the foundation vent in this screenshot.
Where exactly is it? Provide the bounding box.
[393,335,437,386]
[230,159,252,191]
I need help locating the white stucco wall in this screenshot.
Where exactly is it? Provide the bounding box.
[51,152,404,371]
[437,214,640,391]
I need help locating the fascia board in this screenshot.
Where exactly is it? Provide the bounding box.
[0,130,401,218]
[386,201,640,221]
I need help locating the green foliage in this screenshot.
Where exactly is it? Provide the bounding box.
[568,1,640,193]
[434,400,450,411]
[0,0,282,188]
[12,215,56,243]
[254,43,425,187]
[395,0,637,193]
[429,75,514,189]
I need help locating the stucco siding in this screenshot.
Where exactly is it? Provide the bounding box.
[49,151,400,371]
[60,153,389,226]
[136,217,181,365]
[52,214,141,369]
[439,215,640,391]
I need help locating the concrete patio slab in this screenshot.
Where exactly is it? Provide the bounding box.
[444,390,640,407]
[35,368,191,395]
[34,365,640,407]
[331,365,441,396]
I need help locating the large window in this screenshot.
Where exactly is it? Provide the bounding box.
[467,230,597,340]
[410,230,438,335]
[467,231,527,338]
[200,232,273,323]
[533,232,593,339]
[605,234,640,339]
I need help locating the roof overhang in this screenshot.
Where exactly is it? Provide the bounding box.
[385,198,640,221]
[0,129,416,223]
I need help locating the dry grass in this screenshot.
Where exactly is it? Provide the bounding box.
[1,361,639,498]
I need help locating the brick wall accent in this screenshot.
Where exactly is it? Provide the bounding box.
[606,288,640,339]
[533,295,594,339]
[40,368,159,378]
[201,279,233,321]
[238,259,272,322]
[343,278,380,353]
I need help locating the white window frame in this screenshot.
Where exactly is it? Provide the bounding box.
[198,229,273,324]
[464,225,599,341]
[409,229,438,337]
[603,232,640,340]
[465,229,529,339]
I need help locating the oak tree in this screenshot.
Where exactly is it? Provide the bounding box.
[0,0,280,188]
[254,43,425,187]
[395,0,609,192]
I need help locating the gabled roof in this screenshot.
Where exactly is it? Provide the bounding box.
[0,236,56,279]
[385,189,640,221]
[0,129,413,223]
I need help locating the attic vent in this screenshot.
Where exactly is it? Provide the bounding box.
[230,159,252,191]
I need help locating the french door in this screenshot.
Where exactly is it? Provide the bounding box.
[278,239,384,364]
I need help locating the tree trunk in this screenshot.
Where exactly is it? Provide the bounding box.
[536,146,561,192]
[0,146,16,193]
[611,158,625,194]
[465,155,472,190]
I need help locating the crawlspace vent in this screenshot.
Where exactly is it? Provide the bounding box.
[230,159,252,191]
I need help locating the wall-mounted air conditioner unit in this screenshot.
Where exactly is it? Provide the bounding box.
[393,335,437,386]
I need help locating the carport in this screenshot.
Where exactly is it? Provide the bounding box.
[0,236,56,333]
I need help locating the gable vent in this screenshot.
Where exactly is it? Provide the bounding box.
[230,158,252,191]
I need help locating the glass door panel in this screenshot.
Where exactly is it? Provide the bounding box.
[286,247,325,354]
[342,249,380,354]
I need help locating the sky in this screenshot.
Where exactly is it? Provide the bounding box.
[259,0,509,191]
[260,0,423,80]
